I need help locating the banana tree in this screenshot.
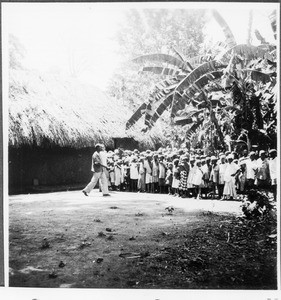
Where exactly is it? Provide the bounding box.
[125,9,277,150]
[228,58,276,149]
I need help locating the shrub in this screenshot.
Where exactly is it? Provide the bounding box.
[241,189,274,219]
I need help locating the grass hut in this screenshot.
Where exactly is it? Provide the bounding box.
[8,69,167,194]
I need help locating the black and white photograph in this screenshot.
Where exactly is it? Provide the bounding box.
[1,1,280,299]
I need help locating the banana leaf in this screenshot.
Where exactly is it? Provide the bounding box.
[258,44,276,52]
[144,91,167,127]
[176,91,204,111]
[197,102,208,110]
[154,77,181,91]
[144,102,153,127]
[158,82,179,92]
[224,105,242,113]
[143,78,181,127]
[175,61,226,94]
[182,97,200,108]
[179,109,204,119]
[217,44,270,64]
[268,10,276,40]
[205,84,225,93]
[172,47,186,65]
[197,99,224,110]
[138,74,182,129]
[243,69,273,84]
[266,59,277,68]
[185,118,204,139]
[172,93,194,109]
[214,41,232,50]
[184,71,224,99]
[171,92,187,117]
[235,139,248,147]
[142,66,187,76]
[126,102,147,130]
[212,9,237,48]
[185,80,225,111]
[255,29,267,44]
[174,116,194,125]
[149,93,174,126]
[132,53,192,72]
[176,74,188,81]
[188,54,214,68]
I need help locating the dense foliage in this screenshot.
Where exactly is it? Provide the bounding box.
[241,190,275,219]
[116,9,206,59]
[107,9,206,118]
[124,9,277,152]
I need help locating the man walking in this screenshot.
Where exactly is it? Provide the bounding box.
[82,144,110,197]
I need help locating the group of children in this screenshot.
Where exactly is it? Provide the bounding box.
[103,146,277,201]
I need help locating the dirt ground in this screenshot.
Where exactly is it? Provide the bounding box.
[9,190,277,289]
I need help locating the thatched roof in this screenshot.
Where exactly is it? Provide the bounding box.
[8,69,167,149]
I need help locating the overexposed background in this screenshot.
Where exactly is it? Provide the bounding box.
[3,2,277,90]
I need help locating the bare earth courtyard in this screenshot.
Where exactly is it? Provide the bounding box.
[9,190,277,289]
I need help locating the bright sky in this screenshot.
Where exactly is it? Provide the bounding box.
[2,2,279,91]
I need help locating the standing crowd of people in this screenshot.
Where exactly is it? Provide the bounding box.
[82,144,277,201]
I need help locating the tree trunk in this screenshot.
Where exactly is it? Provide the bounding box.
[210,109,226,150]
[202,90,226,150]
